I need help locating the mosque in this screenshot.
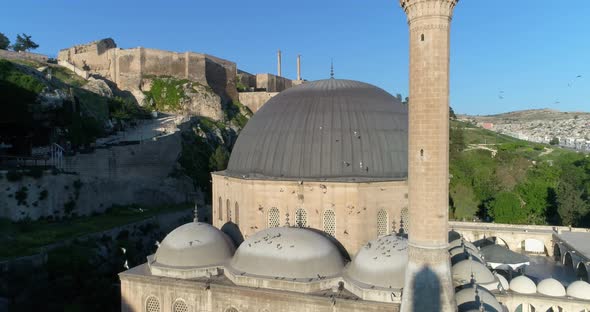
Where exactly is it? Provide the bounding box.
[120,1,590,311]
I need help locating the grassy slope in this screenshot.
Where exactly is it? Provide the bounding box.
[0,203,190,260]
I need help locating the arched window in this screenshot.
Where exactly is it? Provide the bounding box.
[323,209,336,236]
[226,199,231,222]
[234,202,240,225]
[218,197,223,221]
[400,207,409,233]
[145,296,160,312]
[295,208,307,227]
[377,209,389,236]
[268,207,280,228]
[172,300,188,312]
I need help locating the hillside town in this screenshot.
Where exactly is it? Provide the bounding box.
[460,109,590,152]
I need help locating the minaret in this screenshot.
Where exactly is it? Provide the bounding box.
[277,49,282,77]
[297,54,301,80]
[398,1,459,312]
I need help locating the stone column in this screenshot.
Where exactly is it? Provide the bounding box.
[277,49,282,77]
[297,54,301,80]
[398,1,459,312]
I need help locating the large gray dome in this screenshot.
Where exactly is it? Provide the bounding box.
[227,79,408,181]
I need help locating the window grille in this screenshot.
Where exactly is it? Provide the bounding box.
[146,296,160,312]
[226,199,231,221]
[323,209,336,236]
[377,209,389,236]
[268,207,280,228]
[401,207,410,233]
[173,300,188,312]
[295,208,307,227]
[234,202,239,225]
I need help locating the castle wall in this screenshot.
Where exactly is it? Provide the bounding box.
[57,39,115,79]
[256,73,293,92]
[237,70,256,89]
[212,173,408,255]
[142,48,187,79]
[115,48,142,90]
[57,39,239,104]
[238,91,278,113]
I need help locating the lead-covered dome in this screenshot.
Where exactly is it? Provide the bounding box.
[154,222,235,267]
[509,275,536,294]
[227,79,408,181]
[345,234,408,289]
[228,227,346,279]
[567,281,590,300]
[537,278,566,297]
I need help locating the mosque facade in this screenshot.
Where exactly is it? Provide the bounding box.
[119,1,590,312]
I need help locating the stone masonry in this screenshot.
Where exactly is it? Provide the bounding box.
[58,39,239,107]
[399,1,459,312]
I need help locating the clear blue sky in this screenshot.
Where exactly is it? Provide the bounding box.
[2,0,589,115]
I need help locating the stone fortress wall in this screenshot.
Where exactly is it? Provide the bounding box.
[57,39,239,109]
[57,39,299,115]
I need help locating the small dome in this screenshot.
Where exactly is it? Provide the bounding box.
[345,234,408,289]
[155,222,235,267]
[509,275,536,294]
[229,227,346,279]
[449,239,478,253]
[450,246,484,265]
[456,284,503,312]
[495,273,509,291]
[567,281,590,300]
[537,278,566,297]
[452,258,496,286]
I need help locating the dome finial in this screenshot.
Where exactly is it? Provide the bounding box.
[193,200,199,222]
[330,58,334,79]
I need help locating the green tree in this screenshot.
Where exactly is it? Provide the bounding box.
[0,32,9,50]
[12,33,39,52]
[450,123,466,159]
[487,191,526,224]
[549,137,559,145]
[449,106,457,119]
[556,179,588,226]
[209,145,229,171]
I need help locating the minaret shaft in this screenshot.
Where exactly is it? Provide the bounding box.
[399,1,459,311]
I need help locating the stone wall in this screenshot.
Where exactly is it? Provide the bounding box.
[237,70,256,90]
[58,39,239,106]
[0,49,48,63]
[212,173,408,255]
[238,91,278,113]
[120,270,398,312]
[0,133,194,221]
[256,73,293,92]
